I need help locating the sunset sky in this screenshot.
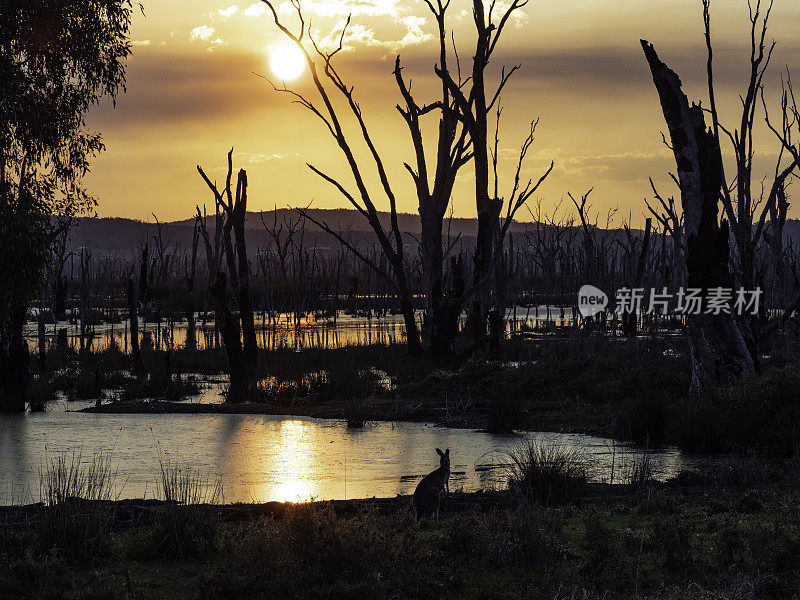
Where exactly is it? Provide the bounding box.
[85,0,800,225]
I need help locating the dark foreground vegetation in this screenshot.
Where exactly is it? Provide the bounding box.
[4,451,800,600]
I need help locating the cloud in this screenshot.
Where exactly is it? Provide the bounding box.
[316,15,431,52]
[276,0,401,18]
[190,25,216,41]
[553,150,673,183]
[217,5,239,18]
[131,40,152,47]
[88,50,273,128]
[244,2,267,17]
[191,25,225,51]
[385,16,431,52]
[237,152,285,164]
[317,20,377,51]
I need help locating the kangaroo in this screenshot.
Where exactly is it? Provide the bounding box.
[412,448,450,520]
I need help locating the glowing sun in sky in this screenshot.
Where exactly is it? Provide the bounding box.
[270,43,306,81]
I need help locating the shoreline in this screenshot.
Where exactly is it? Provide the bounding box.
[78,397,610,437]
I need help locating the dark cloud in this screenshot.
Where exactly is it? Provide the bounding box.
[334,40,800,95]
[88,47,281,128]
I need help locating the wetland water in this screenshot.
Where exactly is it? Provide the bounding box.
[1,409,689,506]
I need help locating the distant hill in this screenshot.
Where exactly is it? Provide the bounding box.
[63,209,800,260]
[63,209,541,257]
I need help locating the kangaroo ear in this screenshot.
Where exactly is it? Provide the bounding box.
[435,448,443,457]
[445,448,450,456]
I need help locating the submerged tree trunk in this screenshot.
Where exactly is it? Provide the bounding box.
[127,277,144,374]
[0,303,30,412]
[210,271,247,401]
[642,40,755,396]
[37,308,47,370]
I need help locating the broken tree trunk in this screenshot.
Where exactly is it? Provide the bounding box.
[641,40,755,396]
[229,169,258,377]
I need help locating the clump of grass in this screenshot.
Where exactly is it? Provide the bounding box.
[625,452,654,491]
[506,440,587,505]
[344,396,374,428]
[613,392,670,447]
[487,390,527,433]
[57,367,98,401]
[39,452,118,505]
[143,461,223,559]
[36,453,119,562]
[785,445,800,486]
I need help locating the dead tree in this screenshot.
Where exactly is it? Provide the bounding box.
[195,203,248,401]
[198,150,258,377]
[645,177,686,289]
[261,0,422,355]
[618,218,652,337]
[435,0,552,347]
[127,276,144,374]
[49,225,71,321]
[393,0,472,363]
[492,112,554,348]
[641,39,755,395]
[699,0,800,343]
[185,218,200,351]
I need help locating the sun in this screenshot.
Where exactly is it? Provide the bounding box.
[270,43,306,82]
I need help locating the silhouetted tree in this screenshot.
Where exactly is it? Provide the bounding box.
[262,0,424,355]
[641,40,755,395]
[436,0,553,350]
[0,0,133,412]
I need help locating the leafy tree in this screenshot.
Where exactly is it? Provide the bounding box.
[0,0,134,411]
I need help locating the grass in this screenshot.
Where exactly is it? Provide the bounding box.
[4,476,800,598]
[35,453,119,562]
[142,461,223,559]
[506,440,588,505]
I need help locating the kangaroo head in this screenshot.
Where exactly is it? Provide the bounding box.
[435,448,450,469]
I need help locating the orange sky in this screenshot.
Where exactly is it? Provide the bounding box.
[84,0,800,225]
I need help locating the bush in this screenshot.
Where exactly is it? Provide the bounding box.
[613,392,670,447]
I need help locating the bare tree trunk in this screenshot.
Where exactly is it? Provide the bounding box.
[642,40,755,396]
[468,0,498,342]
[37,307,47,370]
[127,277,144,374]
[229,169,258,375]
[210,271,247,401]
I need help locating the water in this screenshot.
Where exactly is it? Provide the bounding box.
[24,306,584,354]
[0,411,689,506]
